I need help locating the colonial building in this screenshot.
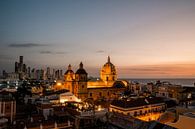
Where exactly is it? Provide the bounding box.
[0,91,16,123]
[109,97,166,121]
[61,56,129,101]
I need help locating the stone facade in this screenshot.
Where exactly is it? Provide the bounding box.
[62,57,129,101]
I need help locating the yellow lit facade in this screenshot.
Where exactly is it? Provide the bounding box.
[100,56,117,82]
[60,56,129,101]
[109,97,166,122]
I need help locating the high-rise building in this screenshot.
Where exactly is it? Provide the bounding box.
[31,68,36,80]
[60,70,63,79]
[23,64,27,73]
[2,70,7,79]
[15,62,18,73]
[27,67,31,79]
[14,56,27,80]
[46,67,51,80]
[36,69,45,80]
[19,56,23,64]
[52,69,55,79]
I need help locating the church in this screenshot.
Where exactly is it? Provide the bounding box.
[63,56,129,101]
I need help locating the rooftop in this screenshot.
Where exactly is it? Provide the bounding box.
[111,97,165,108]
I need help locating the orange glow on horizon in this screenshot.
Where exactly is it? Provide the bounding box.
[118,62,195,78]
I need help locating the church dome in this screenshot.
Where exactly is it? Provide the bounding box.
[64,64,74,81]
[76,69,87,74]
[101,56,116,74]
[76,62,87,74]
[65,64,74,75]
[100,56,117,81]
[113,81,126,88]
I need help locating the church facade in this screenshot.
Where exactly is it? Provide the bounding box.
[63,57,129,101]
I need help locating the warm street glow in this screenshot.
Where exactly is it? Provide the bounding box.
[60,99,68,103]
[57,82,62,86]
[137,113,162,122]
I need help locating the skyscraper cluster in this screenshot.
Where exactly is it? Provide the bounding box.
[13,56,63,80]
[30,68,63,80]
[15,56,27,79]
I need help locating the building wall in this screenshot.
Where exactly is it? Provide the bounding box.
[0,100,16,122]
[109,103,166,121]
[64,81,74,93]
[88,88,125,100]
[74,81,88,100]
[62,57,127,101]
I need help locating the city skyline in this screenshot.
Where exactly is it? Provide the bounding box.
[1,0,195,78]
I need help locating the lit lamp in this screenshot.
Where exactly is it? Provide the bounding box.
[57,82,62,86]
[97,105,102,111]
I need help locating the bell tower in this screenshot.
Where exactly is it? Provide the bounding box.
[64,64,75,93]
[74,62,88,100]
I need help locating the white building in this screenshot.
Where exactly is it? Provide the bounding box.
[60,92,81,103]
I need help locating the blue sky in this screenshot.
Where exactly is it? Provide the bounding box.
[1,0,195,78]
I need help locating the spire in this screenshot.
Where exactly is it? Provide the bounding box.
[79,62,83,69]
[68,64,71,70]
[108,56,110,63]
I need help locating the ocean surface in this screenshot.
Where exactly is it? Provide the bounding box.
[125,78,195,87]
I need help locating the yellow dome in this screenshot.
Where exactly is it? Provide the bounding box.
[100,56,117,82]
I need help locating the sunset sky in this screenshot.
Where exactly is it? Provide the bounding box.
[1,0,195,78]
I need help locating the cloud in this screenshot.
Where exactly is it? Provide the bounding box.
[40,51,68,55]
[40,51,52,54]
[96,50,105,53]
[55,52,68,54]
[8,43,48,48]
